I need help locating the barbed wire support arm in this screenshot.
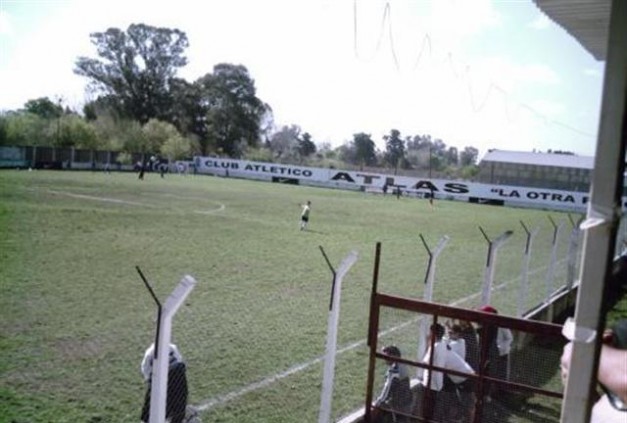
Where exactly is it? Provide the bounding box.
[318,247,358,423]
[136,267,197,423]
[480,227,513,306]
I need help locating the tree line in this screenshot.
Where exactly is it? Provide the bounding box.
[0,23,480,178]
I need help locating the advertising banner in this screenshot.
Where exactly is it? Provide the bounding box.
[194,156,625,212]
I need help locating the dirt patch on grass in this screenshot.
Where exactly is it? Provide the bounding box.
[55,336,106,360]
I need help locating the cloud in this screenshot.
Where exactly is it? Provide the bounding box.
[469,58,560,93]
[430,0,502,35]
[518,63,560,84]
[0,9,14,36]
[583,68,602,78]
[527,99,565,118]
[528,14,551,30]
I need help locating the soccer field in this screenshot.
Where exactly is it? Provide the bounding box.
[0,170,577,422]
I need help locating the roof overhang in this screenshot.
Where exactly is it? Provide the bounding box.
[533,0,611,61]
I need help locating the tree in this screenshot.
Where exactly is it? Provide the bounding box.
[142,119,181,154]
[104,119,145,154]
[405,135,432,169]
[54,115,99,149]
[431,138,446,158]
[352,132,377,169]
[460,164,480,179]
[243,145,274,162]
[161,134,198,161]
[383,129,405,172]
[24,97,63,119]
[316,142,336,160]
[75,24,189,124]
[445,146,459,166]
[460,146,479,166]
[297,132,316,161]
[0,114,7,145]
[82,96,121,122]
[1,112,51,146]
[197,63,269,157]
[168,78,207,144]
[269,125,300,160]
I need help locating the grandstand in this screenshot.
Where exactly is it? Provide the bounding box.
[476,150,593,192]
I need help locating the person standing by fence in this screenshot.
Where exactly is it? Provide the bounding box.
[415,323,475,420]
[140,343,188,423]
[373,345,413,423]
[477,305,513,400]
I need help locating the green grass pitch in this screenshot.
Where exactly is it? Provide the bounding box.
[0,170,577,422]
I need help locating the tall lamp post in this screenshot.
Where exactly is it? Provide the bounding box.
[56,97,63,146]
[428,144,432,179]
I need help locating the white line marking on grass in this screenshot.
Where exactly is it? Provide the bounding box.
[194,259,568,413]
[47,190,150,207]
[193,203,225,214]
[46,189,226,213]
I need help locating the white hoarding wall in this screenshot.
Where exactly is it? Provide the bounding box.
[194,156,627,212]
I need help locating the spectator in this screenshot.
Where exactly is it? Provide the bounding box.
[458,320,480,373]
[447,323,466,359]
[441,364,477,423]
[477,305,512,399]
[561,319,627,422]
[445,321,479,422]
[140,343,188,423]
[415,323,475,420]
[496,327,513,382]
[373,345,413,423]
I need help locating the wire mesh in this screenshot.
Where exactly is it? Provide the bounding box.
[366,298,564,423]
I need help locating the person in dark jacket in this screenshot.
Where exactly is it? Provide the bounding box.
[140,343,188,423]
[374,345,413,422]
[457,320,480,372]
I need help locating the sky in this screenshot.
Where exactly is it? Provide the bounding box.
[0,0,606,158]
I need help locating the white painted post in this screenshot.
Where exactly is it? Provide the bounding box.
[517,222,538,317]
[545,217,564,303]
[418,235,449,360]
[318,251,358,423]
[561,2,627,421]
[480,229,513,306]
[149,275,197,423]
[566,215,583,290]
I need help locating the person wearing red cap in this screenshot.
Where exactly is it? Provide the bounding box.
[477,305,513,402]
[479,305,497,314]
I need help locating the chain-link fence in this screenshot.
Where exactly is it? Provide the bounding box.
[366,296,564,423]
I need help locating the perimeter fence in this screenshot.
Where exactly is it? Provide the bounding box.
[365,296,565,423]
